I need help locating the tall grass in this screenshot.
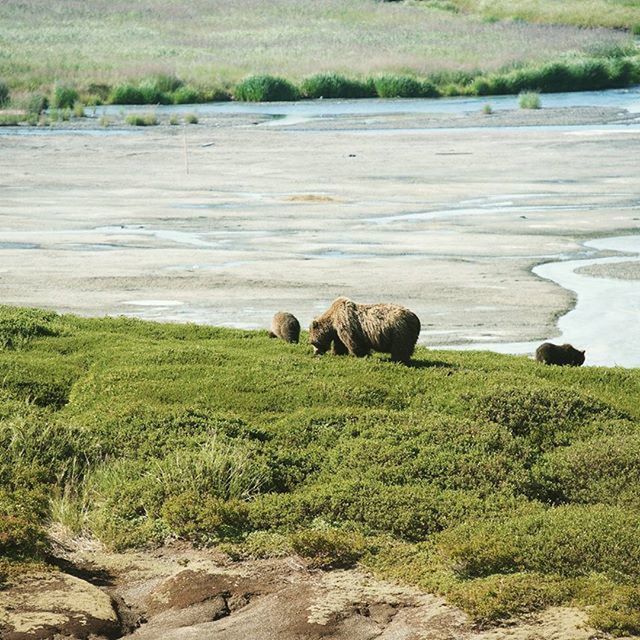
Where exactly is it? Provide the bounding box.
[50,84,78,109]
[437,0,640,30]
[0,0,633,96]
[234,75,299,102]
[300,73,375,99]
[42,53,640,107]
[374,75,438,98]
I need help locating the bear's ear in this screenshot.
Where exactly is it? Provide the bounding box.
[581,350,585,354]
[310,320,318,329]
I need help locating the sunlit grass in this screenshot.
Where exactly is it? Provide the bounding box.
[445,0,640,30]
[2,304,640,631]
[0,0,633,96]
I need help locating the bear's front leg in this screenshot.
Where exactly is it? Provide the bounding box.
[332,337,349,355]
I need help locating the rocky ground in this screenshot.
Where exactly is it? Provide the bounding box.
[0,528,621,640]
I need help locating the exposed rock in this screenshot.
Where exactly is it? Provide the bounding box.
[17,533,628,640]
[0,571,120,639]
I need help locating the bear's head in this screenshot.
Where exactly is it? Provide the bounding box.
[561,344,585,366]
[309,319,335,356]
[569,346,586,366]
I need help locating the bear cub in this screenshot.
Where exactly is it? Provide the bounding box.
[535,342,585,366]
[269,312,301,344]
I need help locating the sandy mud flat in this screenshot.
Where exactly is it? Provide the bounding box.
[1,103,639,363]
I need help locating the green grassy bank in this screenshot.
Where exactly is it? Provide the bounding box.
[1,0,639,110]
[2,305,640,634]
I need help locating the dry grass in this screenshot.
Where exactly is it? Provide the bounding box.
[448,0,640,30]
[0,0,632,93]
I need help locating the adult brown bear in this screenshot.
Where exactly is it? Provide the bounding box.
[535,342,585,366]
[309,297,420,364]
[269,312,300,343]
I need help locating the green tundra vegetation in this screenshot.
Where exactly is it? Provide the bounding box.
[0,0,639,109]
[2,305,640,634]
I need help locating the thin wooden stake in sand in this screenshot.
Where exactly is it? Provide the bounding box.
[183,129,190,175]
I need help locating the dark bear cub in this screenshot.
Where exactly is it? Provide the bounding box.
[309,296,420,365]
[535,342,585,366]
[269,312,301,344]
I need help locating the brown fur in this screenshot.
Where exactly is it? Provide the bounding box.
[269,312,300,344]
[309,297,420,364]
[535,342,585,366]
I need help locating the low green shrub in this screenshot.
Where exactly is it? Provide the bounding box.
[587,581,640,636]
[448,572,570,623]
[531,434,640,505]
[0,515,47,560]
[0,304,638,633]
[241,530,293,559]
[300,73,375,99]
[81,459,168,549]
[290,527,368,569]
[184,113,198,124]
[472,386,622,448]
[437,504,640,579]
[234,75,299,102]
[51,84,78,108]
[161,491,249,543]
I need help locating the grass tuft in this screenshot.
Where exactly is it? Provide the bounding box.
[50,84,78,109]
[518,91,541,109]
[234,75,299,102]
[373,75,433,98]
[109,84,145,105]
[300,73,375,99]
[124,112,159,126]
[0,114,21,126]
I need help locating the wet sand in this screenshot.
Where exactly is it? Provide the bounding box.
[1,104,639,354]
